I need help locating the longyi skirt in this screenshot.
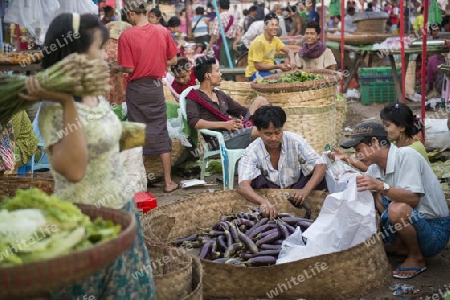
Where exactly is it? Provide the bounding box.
[126,78,171,155]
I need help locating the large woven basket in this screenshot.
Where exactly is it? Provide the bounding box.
[218,81,257,106]
[283,104,338,153]
[147,244,193,299]
[326,32,381,46]
[353,12,389,33]
[0,173,54,200]
[144,138,184,178]
[250,69,342,94]
[142,190,390,300]
[258,85,338,107]
[0,204,137,299]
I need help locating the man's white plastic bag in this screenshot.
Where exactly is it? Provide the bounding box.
[322,152,361,193]
[276,174,376,264]
[167,108,192,147]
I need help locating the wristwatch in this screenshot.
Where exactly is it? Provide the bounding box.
[382,182,390,195]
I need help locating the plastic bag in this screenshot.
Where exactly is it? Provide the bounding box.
[276,174,376,264]
[5,0,60,37]
[167,108,192,147]
[119,147,147,194]
[56,0,98,15]
[322,152,360,193]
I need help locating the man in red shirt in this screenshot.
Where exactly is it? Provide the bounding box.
[113,1,180,193]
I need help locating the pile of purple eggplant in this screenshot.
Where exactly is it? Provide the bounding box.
[174,207,313,267]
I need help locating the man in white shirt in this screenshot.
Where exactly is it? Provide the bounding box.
[341,121,450,280]
[238,106,327,219]
[342,6,356,32]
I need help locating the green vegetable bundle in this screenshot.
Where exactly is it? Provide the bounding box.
[256,70,325,84]
[0,189,121,265]
[0,53,111,126]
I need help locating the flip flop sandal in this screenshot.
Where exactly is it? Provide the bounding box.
[163,183,181,193]
[392,265,427,279]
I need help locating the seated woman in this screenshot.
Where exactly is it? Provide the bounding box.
[185,56,269,150]
[329,103,429,171]
[294,21,337,70]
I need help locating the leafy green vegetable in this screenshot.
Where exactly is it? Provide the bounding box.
[256,71,326,84]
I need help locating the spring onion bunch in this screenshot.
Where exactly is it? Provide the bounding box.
[0,53,110,126]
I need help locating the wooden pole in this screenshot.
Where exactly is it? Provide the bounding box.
[340,0,345,93]
[421,0,429,141]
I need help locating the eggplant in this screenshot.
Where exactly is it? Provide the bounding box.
[260,244,282,251]
[174,233,198,246]
[276,222,290,240]
[256,231,281,246]
[210,242,221,259]
[199,242,213,259]
[181,240,202,248]
[217,235,227,252]
[229,223,239,243]
[276,213,293,218]
[253,249,280,257]
[212,257,245,266]
[239,224,246,232]
[208,230,225,237]
[272,239,283,245]
[297,220,313,231]
[246,256,277,266]
[284,223,296,234]
[260,228,280,238]
[225,230,233,247]
[233,218,255,228]
[247,223,273,239]
[245,217,268,237]
[238,232,259,254]
[224,242,243,258]
[241,252,255,260]
[219,221,230,231]
[280,217,309,226]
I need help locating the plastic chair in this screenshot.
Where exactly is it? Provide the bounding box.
[20,103,50,173]
[179,86,245,190]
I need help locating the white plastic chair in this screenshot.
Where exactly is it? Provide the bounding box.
[179,86,245,190]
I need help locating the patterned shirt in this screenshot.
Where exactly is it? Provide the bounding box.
[210,11,239,39]
[238,131,325,188]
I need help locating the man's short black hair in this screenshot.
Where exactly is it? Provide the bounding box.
[104,6,114,13]
[249,5,258,13]
[253,106,286,129]
[196,6,205,15]
[219,0,230,10]
[264,12,279,23]
[305,20,321,34]
[347,6,356,14]
[194,56,216,82]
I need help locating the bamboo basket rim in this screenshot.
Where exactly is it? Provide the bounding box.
[0,203,137,298]
[0,173,55,200]
[250,69,342,93]
[326,32,382,45]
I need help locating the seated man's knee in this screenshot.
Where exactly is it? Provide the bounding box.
[253,96,270,107]
[387,202,413,224]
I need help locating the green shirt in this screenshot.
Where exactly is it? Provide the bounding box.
[409,140,430,164]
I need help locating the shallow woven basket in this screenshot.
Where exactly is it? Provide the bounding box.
[355,18,387,33]
[257,85,338,107]
[141,190,390,300]
[250,69,342,94]
[0,173,54,200]
[283,104,338,153]
[326,32,380,46]
[146,244,193,299]
[218,81,257,106]
[183,256,203,300]
[144,139,184,178]
[0,203,137,299]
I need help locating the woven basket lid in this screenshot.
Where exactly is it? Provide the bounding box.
[353,11,389,21]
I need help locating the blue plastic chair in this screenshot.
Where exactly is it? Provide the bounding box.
[18,103,50,174]
[179,86,245,190]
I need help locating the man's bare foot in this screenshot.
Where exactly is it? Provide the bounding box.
[392,256,426,279]
[163,181,179,193]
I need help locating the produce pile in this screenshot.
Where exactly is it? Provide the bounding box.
[255,71,325,84]
[174,206,313,267]
[0,52,43,65]
[0,189,121,266]
[0,53,110,126]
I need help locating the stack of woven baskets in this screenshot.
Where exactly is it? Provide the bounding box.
[251,69,345,153]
